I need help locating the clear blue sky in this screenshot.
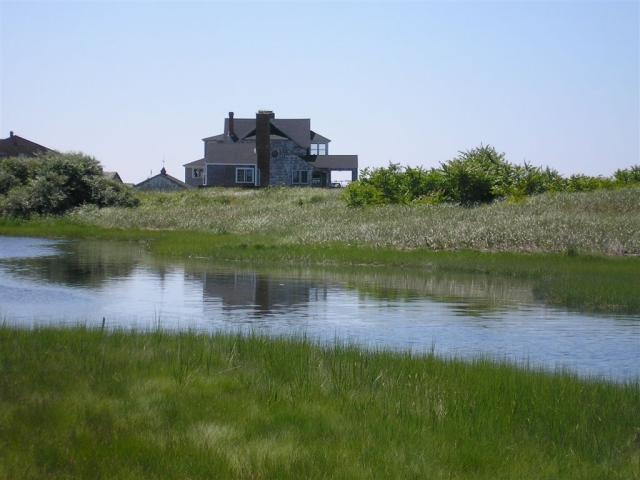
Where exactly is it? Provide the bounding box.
[1,1,638,182]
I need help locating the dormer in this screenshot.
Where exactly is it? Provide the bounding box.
[309,131,331,155]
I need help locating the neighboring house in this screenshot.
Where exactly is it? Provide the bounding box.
[135,167,190,191]
[0,131,54,157]
[103,171,123,183]
[184,111,358,188]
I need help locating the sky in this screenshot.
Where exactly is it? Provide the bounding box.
[1,0,638,183]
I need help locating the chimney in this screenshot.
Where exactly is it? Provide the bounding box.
[228,112,237,142]
[256,110,274,187]
[9,131,14,137]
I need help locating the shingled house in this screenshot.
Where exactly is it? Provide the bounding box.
[184,111,358,188]
[0,131,53,157]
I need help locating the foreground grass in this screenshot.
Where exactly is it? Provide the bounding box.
[0,328,638,479]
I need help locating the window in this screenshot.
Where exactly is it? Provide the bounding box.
[310,143,327,155]
[192,168,204,178]
[292,170,309,185]
[236,167,255,184]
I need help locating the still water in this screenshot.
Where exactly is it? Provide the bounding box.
[1,236,638,381]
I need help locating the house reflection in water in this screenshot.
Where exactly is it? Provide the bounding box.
[201,271,328,315]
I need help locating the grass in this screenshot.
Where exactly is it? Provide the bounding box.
[0,327,638,479]
[63,186,640,255]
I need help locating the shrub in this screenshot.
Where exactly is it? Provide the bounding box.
[342,181,385,207]
[440,145,514,204]
[342,145,639,207]
[565,175,614,193]
[614,165,640,184]
[0,152,138,217]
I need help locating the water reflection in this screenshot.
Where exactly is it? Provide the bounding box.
[2,239,536,317]
[1,237,638,381]
[201,271,327,314]
[1,240,144,288]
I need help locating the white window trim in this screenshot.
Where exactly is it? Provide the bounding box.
[236,167,255,184]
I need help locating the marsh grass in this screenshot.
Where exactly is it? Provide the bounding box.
[63,186,640,255]
[0,327,638,479]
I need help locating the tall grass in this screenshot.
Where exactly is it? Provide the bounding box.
[62,187,640,255]
[1,327,638,479]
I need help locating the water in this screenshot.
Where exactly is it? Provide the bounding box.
[1,236,638,382]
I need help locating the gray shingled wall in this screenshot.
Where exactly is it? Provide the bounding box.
[269,140,313,186]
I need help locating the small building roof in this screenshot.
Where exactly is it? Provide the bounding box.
[103,171,123,183]
[135,168,190,190]
[0,132,54,157]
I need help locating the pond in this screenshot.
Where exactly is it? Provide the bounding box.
[1,236,638,382]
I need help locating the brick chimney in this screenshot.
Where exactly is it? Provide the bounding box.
[228,112,237,142]
[256,110,274,187]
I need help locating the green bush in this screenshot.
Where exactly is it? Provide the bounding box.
[343,145,640,207]
[614,165,640,184]
[342,181,385,207]
[508,164,565,197]
[0,152,138,217]
[440,145,514,204]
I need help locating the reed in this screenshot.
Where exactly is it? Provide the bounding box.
[63,186,640,255]
[0,327,638,479]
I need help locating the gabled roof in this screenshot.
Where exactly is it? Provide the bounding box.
[218,117,313,149]
[103,171,123,183]
[0,133,54,157]
[135,170,190,189]
[310,131,331,143]
[271,119,311,149]
[223,119,257,140]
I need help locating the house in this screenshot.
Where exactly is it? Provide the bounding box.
[135,167,190,191]
[103,171,123,183]
[183,111,358,188]
[0,131,54,157]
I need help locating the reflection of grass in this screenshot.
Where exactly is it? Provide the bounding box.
[1,218,639,313]
[1,327,638,479]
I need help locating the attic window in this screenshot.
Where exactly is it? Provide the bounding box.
[310,143,327,155]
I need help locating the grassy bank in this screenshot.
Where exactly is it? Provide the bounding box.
[1,327,638,479]
[64,186,640,255]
